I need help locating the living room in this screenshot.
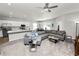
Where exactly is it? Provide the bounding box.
[0,3,79,56]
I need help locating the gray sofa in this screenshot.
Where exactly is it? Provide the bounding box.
[24,30,66,46]
[45,30,66,41]
[24,31,48,46]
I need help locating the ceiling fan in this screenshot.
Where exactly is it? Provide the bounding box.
[37,3,58,12]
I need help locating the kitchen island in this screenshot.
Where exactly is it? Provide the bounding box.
[8,30,32,41]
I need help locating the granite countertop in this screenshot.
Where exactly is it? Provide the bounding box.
[8,30,32,34]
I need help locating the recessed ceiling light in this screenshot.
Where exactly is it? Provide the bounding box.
[9,12,13,15]
[9,12,13,18]
[8,3,11,6]
[9,15,12,18]
[24,15,27,17]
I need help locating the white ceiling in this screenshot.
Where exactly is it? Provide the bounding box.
[0,3,79,22]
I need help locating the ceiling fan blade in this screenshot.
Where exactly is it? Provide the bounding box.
[49,5,58,9]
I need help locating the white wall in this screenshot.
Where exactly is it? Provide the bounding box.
[53,12,79,39]
[36,11,79,39]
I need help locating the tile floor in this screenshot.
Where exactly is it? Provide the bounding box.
[0,39,74,56]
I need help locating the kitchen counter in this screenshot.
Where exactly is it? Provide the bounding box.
[8,30,32,34]
[8,30,32,41]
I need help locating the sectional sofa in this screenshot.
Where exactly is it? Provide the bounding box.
[24,30,66,46]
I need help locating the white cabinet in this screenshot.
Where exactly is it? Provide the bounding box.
[8,30,27,41]
[0,30,3,37]
[9,33,26,41]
